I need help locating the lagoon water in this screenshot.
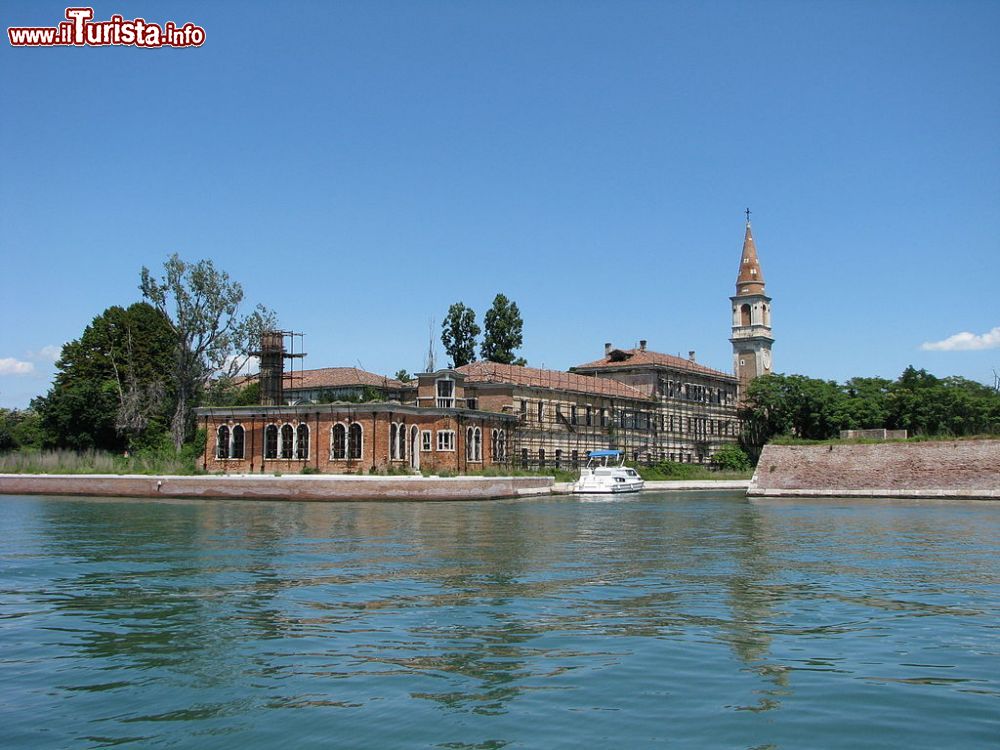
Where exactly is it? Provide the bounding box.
[1,491,997,749]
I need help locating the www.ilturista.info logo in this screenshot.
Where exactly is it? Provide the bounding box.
[8,7,205,48]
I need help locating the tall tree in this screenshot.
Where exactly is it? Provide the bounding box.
[34,302,177,451]
[441,302,480,368]
[140,254,275,451]
[480,293,526,366]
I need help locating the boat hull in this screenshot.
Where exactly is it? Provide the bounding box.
[572,480,645,494]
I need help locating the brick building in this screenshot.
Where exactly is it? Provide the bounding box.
[198,220,773,473]
[199,401,516,475]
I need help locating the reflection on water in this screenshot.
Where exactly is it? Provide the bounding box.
[1,493,998,748]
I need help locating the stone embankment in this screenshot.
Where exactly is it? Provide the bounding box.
[0,473,554,502]
[748,440,1000,499]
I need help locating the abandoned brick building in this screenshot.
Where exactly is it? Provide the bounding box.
[197,220,773,474]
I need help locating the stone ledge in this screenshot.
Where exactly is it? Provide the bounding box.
[0,473,554,502]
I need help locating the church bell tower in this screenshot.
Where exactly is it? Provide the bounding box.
[730,211,774,396]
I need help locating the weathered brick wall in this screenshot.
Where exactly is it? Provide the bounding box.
[752,440,1000,492]
[203,410,510,475]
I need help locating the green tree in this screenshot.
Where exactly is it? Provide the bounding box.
[480,293,526,366]
[141,254,276,451]
[441,302,480,368]
[710,444,752,471]
[739,373,845,457]
[34,302,177,451]
[203,378,261,407]
[0,408,44,452]
[834,376,891,430]
[394,369,412,383]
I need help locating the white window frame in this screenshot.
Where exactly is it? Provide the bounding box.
[437,430,455,452]
[330,422,347,460]
[294,423,309,460]
[421,430,432,452]
[216,424,230,460]
[436,378,455,408]
[264,423,279,460]
[231,423,245,460]
[491,428,506,462]
[347,422,363,460]
[466,426,482,462]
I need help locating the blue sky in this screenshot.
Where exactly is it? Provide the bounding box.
[1,0,998,408]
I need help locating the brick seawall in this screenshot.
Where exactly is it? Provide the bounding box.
[748,440,1000,499]
[0,474,554,502]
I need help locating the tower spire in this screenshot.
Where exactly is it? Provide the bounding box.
[735,220,765,296]
[730,215,774,398]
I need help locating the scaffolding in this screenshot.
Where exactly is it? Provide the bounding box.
[499,372,740,472]
[249,330,306,406]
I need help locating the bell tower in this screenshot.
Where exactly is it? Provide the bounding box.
[730,210,774,396]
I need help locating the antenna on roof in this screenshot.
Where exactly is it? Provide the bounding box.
[425,318,436,372]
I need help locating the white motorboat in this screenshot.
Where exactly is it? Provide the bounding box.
[572,450,645,494]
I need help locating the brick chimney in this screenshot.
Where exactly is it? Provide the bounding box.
[639,340,647,351]
[688,350,696,362]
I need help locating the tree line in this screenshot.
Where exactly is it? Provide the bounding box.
[441,294,526,368]
[740,367,1000,459]
[3,255,273,456]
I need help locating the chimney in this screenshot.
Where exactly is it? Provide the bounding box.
[639,340,647,351]
[604,342,612,356]
[688,350,696,362]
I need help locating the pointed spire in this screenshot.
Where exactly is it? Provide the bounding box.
[735,217,765,295]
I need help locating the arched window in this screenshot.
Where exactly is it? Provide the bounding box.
[348,423,363,460]
[264,424,278,459]
[389,423,398,460]
[216,425,230,459]
[280,424,294,458]
[491,429,501,462]
[464,427,481,461]
[740,304,752,327]
[397,424,406,461]
[538,448,545,468]
[331,423,346,460]
[295,424,309,459]
[497,430,505,461]
[466,427,481,461]
[232,425,245,459]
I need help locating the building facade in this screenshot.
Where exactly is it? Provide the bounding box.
[198,220,773,473]
[199,401,517,475]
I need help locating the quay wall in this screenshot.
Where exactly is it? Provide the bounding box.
[748,440,1000,499]
[0,474,554,502]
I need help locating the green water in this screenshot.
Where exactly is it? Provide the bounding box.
[0,492,997,748]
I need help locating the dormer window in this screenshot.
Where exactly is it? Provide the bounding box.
[436,378,455,408]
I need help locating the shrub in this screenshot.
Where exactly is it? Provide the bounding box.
[709,445,752,472]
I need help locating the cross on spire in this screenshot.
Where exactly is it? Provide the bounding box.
[745,207,751,224]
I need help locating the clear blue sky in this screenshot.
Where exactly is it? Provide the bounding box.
[2,0,998,408]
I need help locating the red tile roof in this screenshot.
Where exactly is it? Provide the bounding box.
[456,362,651,401]
[283,367,405,391]
[571,348,735,379]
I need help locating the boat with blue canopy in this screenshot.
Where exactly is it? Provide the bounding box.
[572,449,645,494]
